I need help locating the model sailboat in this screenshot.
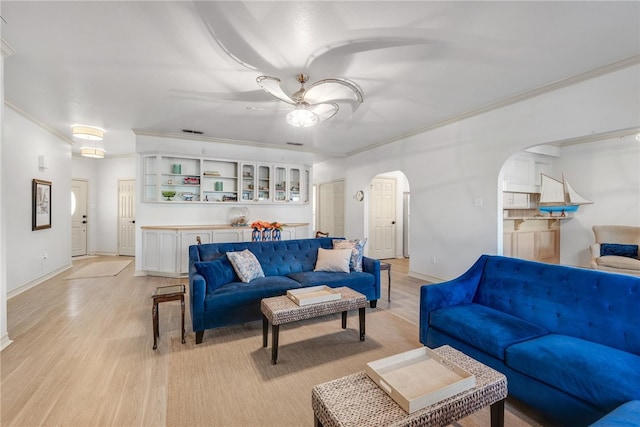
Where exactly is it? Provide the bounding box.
[538,174,592,217]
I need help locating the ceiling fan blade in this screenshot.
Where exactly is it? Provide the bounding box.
[310,102,339,122]
[303,79,363,105]
[256,76,296,105]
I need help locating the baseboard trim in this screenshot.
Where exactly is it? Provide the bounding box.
[0,333,13,352]
[7,263,72,299]
[408,270,443,284]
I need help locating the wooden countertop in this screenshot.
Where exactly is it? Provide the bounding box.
[141,223,309,231]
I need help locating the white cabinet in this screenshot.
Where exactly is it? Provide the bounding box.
[274,165,310,203]
[503,153,553,193]
[179,230,212,274]
[240,163,272,202]
[202,159,238,202]
[142,153,309,204]
[142,224,309,277]
[503,192,530,209]
[142,229,178,275]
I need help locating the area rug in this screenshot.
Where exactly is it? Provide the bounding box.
[65,260,132,279]
[166,308,543,427]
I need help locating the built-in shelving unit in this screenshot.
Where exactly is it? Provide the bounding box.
[141,154,310,204]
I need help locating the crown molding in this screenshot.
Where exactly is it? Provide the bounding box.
[4,99,74,145]
[132,129,347,158]
[548,127,640,148]
[348,55,640,156]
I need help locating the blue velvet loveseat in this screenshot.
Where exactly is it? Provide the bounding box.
[419,255,640,426]
[189,237,381,344]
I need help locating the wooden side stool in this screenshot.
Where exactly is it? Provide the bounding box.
[151,284,186,350]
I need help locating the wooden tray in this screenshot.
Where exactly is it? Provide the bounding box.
[365,347,476,414]
[287,286,341,306]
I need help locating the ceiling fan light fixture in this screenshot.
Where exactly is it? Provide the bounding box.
[72,125,104,141]
[286,104,319,127]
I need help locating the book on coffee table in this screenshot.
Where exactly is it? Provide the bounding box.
[365,347,476,414]
[287,286,341,306]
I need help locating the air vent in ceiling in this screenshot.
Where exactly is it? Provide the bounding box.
[182,129,204,135]
[286,141,303,146]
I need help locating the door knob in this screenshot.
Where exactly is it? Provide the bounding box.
[391,221,396,224]
[82,220,87,224]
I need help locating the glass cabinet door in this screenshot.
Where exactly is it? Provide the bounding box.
[274,166,287,202]
[241,164,255,201]
[289,168,300,202]
[257,165,271,201]
[142,155,158,202]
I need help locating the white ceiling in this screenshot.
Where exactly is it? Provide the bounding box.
[3,1,639,159]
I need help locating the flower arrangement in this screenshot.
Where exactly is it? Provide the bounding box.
[251,220,283,231]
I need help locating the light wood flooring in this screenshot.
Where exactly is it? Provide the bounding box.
[1,256,425,426]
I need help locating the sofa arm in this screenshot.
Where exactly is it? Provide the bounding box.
[590,244,601,269]
[419,255,489,344]
[189,274,206,332]
[362,256,381,301]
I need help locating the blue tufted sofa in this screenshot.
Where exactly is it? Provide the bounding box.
[419,255,640,426]
[189,237,380,344]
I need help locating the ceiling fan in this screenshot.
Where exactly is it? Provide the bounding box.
[256,73,363,127]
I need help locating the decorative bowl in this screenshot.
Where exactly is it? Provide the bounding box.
[162,191,176,200]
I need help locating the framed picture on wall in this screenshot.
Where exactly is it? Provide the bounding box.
[32,179,52,230]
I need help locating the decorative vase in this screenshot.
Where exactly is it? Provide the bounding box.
[252,228,261,242]
[272,228,281,241]
[262,228,272,241]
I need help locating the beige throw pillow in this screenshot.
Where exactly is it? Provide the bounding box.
[314,248,352,273]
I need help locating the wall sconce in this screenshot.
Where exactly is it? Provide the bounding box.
[38,154,48,170]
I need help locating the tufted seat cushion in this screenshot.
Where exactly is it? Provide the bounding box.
[429,303,548,360]
[204,275,302,311]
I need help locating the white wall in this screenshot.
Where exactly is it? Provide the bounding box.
[317,65,640,281]
[557,135,640,267]
[134,134,316,271]
[3,106,73,295]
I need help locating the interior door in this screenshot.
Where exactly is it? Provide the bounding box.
[118,179,136,256]
[71,179,88,256]
[369,177,396,259]
[317,180,344,237]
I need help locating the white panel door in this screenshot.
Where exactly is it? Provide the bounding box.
[71,180,88,256]
[318,180,344,237]
[369,177,396,259]
[118,179,136,256]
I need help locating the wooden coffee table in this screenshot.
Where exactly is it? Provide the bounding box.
[312,345,508,427]
[261,287,367,364]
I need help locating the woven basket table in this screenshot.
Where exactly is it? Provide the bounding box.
[312,345,508,427]
[261,287,367,364]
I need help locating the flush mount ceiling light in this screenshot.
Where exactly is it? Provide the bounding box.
[72,125,104,141]
[286,103,319,128]
[80,147,105,159]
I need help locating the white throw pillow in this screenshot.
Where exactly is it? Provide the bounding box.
[314,248,352,273]
[226,249,265,283]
